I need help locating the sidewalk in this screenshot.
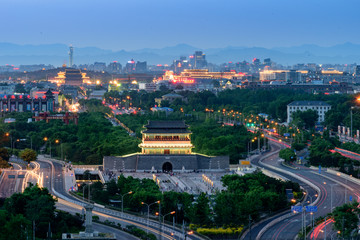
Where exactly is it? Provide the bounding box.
[64,165,77,191]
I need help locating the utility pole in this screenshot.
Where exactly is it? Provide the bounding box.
[159,202,162,240]
[249,215,252,240]
[88,174,91,202]
[342,216,344,239]
[345,178,347,204]
[33,221,35,240]
[324,216,327,240]
[351,107,353,139]
[47,222,52,240]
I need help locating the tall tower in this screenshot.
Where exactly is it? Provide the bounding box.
[69,45,74,68]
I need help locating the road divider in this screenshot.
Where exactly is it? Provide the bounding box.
[254,143,321,240]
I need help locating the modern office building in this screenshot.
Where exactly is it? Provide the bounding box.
[107,61,122,74]
[135,61,147,73]
[190,51,207,69]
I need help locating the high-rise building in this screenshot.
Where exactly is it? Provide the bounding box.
[107,61,122,74]
[236,61,250,73]
[135,61,147,73]
[125,59,136,73]
[189,51,207,69]
[286,70,302,83]
[173,56,190,73]
[355,65,360,76]
[264,58,271,66]
[93,62,106,72]
[69,45,74,68]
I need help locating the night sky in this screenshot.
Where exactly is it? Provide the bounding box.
[1,0,359,50]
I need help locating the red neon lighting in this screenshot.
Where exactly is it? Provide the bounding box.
[171,77,195,84]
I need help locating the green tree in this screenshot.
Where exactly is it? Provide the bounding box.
[19,148,37,164]
[332,202,360,238]
[189,193,212,226]
[14,84,27,93]
[0,148,10,161]
[3,184,83,239]
[291,109,319,129]
[279,148,296,163]
[0,157,10,168]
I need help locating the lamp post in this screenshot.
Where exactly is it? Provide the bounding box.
[141,200,160,234]
[325,182,337,211]
[330,231,341,240]
[55,139,63,161]
[350,98,360,140]
[13,138,20,150]
[156,211,175,240]
[121,191,133,216]
[308,194,318,204]
[330,184,336,211]
[5,132,12,152]
[43,137,51,157]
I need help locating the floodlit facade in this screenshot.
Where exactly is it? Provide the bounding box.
[139,121,193,154]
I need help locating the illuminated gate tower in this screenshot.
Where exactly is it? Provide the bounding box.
[139,121,193,155]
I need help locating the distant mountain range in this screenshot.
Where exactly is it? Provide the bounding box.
[1,42,360,66]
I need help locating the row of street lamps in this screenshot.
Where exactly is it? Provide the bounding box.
[4,133,64,160]
[43,137,63,160]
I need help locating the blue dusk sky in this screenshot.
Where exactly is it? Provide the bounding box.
[1,0,359,50]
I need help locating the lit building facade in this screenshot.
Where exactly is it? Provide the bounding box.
[103,120,229,172]
[0,89,55,112]
[139,121,193,154]
[49,68,90,86]
[287,101,331,123]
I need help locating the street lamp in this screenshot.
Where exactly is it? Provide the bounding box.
[120,191,133,215]
[308,194,318,204]
[156,211,176,240]
[43,137,51,157]
[330,231,341,240]
[13,138,20,150]
[4,132,12,151]
[184,230,193,240]
[141,200,160,234]
[55,139,63,161]
[324,182,337,211]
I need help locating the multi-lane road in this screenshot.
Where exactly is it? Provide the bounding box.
[242,140,359,240]
[36,157,202,240]
[1,140,359,240]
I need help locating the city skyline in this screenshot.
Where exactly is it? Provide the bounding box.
[1,0,360,50]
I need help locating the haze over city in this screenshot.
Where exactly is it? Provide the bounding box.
[2,0,360,50]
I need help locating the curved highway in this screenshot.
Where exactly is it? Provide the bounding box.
[243,140,359,240]
[37,157,202,240]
